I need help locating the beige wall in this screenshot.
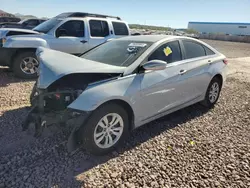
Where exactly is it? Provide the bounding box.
[200,34,250,43]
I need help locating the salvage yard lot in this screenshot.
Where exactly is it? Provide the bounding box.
[0,40,250,188]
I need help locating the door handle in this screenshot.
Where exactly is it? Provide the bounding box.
[80,40,87,43]
[208,60,213,65]
[179,69,187,75]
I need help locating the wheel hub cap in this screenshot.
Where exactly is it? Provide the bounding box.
[20,57,39,75]
[26,62,33,69]
[94,113,124,149]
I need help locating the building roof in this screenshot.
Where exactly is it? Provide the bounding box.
[189,21,250,25]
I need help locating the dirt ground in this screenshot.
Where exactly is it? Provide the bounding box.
[0,40,249,188]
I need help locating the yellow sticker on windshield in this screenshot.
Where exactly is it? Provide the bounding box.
[163,46,172,56]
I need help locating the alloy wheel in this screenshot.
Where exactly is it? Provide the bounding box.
[94,113,124,149]
[20,57,39,75]
[209,82,220,103]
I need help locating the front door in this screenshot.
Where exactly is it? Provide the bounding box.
[135,40,186,122]
[48,20,89,54]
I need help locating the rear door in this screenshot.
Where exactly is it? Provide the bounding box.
[111,21,130,38]
[177,39,216,102]
[87,19,111,49]
[48,19,89,55]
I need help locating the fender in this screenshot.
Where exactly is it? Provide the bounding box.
[68,74,141,116]
[3,36,50,49]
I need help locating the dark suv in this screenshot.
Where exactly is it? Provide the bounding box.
[0,16,21,23]
[0,18,47,29]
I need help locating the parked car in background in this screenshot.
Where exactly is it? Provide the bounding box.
[0,18,47,29]
[0,16,21,23]
[1,12,130,79]
[185,33,200,39]
[0,28,39,47]
[131,32,141,36]
[18,18,47,29]
[24,35,228,155]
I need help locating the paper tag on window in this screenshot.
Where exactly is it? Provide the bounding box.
[163,46,172,56]
[128,43,147,48]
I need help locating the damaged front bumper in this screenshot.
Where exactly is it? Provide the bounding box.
[22,88,90,151]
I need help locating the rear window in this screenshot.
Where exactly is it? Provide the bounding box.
[89,20,109,37]
[183,40,206,59]
[112,22,129,35]
[203,45,215,55]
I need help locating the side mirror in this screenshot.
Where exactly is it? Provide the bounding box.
[142,60,167,71]
[56,29,67,37]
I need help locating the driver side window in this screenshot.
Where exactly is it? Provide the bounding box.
[148,41,182,63]
[56,20,84,37]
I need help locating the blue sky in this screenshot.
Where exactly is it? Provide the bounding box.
[1,0,250,28]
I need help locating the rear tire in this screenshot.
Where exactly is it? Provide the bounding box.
[12,51,39,79]
[201,77,222,108]
[79,103,129,155]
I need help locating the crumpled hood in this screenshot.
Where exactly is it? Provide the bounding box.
[36,47,126,89]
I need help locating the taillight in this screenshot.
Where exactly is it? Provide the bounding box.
[223,59,228,65]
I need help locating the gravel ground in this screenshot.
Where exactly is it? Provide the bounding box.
[0,40,250,188]
[0,68,33,110]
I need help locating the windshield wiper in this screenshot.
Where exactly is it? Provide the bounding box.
[79,41,108,57]
[34,30,44,34]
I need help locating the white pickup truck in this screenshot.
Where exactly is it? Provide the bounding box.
[0,12,130,78]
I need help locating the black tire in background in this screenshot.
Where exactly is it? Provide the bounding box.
[12,51,39,79]
[201,77,222,108]
[79,103,129,155]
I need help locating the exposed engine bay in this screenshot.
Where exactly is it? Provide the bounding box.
[30,73,120,110]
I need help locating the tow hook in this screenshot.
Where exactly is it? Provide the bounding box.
[41,121,46,127]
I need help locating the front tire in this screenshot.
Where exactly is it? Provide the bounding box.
[12,51,39,79]
[79,103,129,155]
[201,77,222,108]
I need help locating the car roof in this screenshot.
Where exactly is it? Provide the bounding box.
[0,28,38,33]
[117,35,182,42]
[117,35,208,45]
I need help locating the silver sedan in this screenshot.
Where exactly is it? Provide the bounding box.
[24,35,228,155]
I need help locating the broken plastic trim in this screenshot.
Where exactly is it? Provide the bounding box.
[23,89,85,137]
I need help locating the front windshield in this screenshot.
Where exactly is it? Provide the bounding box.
[33,18,61,33]
[81,40,152,67]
